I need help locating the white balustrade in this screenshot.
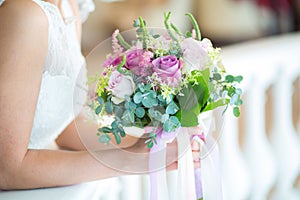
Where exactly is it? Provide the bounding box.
[220,111,251,200]
[243,75,277,200]
[269,68,300,200]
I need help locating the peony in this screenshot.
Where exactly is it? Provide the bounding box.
[108,71,136,104]
[152,55,181,87]
[180,38,211,73]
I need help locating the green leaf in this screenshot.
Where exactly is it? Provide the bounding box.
[163,116,180,132]
[112,131,121,144]
[133,92,143,104]
[97,96,104,105]
[227,87,236,97]
[147,141,154,148]
[203,99,229,112]
[142,97,158,108]
[125,95,131,102]
[119,127,126,137]
[185,31,192,38]
[236,99,243,106]
[230,94,239,105]
[166,101,179,115]
[98,127,112,133]
[111,120,118,129]
[95,105,103,115]
[105,101,113,114]
[149,108,162,121]
[161,114,169,123]
[233,107,240,117]
[99,134,111,143]
[225,75,235,83]
[176,109,199,127]
[135,107,146,118]
[122,110,135,123]
[213,73,222,81]
[234,75,243,83]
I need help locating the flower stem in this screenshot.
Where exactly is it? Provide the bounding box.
[138,16,148,49]
[117,33,131,50]
[164,12,178,42]
[185,13,201,41]
[171,23,183,36]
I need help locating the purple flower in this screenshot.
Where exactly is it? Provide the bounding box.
[152,55,181,86]
[126,50,144,68]
[103,56,122,68]
[125,50,153,76]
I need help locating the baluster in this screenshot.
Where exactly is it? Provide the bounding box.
[243,76,277,200]
[220,109,251,200]
[270,69,300,199]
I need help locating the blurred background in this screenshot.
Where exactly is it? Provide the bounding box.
[81,0,300,54]
[81,0,300,200]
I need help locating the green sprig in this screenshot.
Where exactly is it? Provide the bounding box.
[185,13,201,41]
[164,12,178,42]
[138,16,148,49]
[117,33,131,50]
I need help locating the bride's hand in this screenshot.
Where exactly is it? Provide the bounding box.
[124,135,201,172]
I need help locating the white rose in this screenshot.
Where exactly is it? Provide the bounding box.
[108,71,136,104]
[180,38,211,73]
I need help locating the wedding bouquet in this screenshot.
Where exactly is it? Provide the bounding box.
[90,12,243,147]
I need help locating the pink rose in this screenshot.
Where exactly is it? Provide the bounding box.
[108,71,136,104]
[152,55,181,87]
[125,50,153,76]
[126,50,144,68]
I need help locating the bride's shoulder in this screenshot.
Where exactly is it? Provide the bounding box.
[0,0,48,69]
[0,0,48,28]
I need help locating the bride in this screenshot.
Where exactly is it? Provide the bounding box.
[0,0,200,190]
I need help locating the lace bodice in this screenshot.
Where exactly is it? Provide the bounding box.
[28,0,93,149]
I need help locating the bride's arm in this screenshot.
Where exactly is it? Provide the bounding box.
[0,1,139,190]
[55,114,140,151]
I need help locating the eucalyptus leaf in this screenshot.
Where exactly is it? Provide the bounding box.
[233,107,240,117]
[99,134,111,143]
[230,94,239,105]
[213,73,222,81]
[166,101,179,115]
[112,131,121,144]
[97,96,104,105]
[161,114,169,123]
[105,101,113,114]
[225,75,234,83]
[163,116,180,132]
[147,141,154,148]
[98,127,112,133]
[95,105,103,115]
[142,97,158,108]
[135,107,146,118]
[234,75,243,83]
[133,92,143,104]
[122,110,135,123]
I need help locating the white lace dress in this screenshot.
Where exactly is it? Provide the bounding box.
[28,0,94,149]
